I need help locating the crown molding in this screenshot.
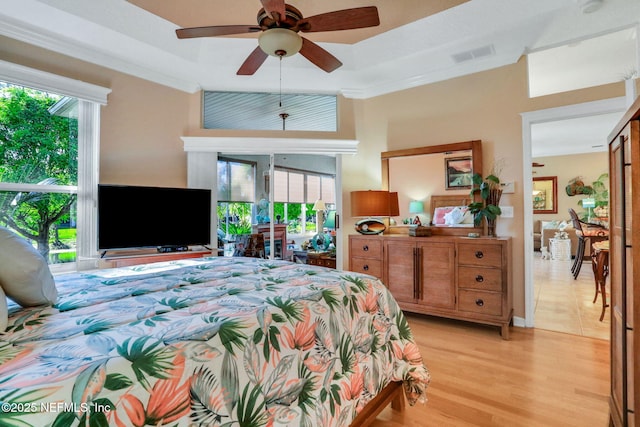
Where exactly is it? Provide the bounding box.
[0,59,111,103]
[182,137,358,155]
[0,15,200,94]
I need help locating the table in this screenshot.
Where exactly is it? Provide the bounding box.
[591,240,609,322]
[549,238,571,261]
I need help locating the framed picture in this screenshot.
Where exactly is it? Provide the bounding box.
[445,156,473,189]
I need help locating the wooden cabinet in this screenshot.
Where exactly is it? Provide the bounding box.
[349,234,512,339]
[608,97,640,427]
[307,252,336,269]
[384,239,455,310]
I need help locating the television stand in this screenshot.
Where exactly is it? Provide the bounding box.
[157,245,190,253]
[98,248,213,268]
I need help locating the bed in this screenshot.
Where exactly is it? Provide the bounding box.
[0,255,430,427]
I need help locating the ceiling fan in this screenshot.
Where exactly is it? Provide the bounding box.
[175,0,380,75]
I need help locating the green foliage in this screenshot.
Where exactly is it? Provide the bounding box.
[577,173,609,208]
[468,172,502,225]
[217,202,252,235]
[0,85,78,258]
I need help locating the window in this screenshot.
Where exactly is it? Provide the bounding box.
[273,168,335,234]
[0,61,109,271]
[217,158,255,237]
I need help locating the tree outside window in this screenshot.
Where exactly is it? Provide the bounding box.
[0,84,78,263]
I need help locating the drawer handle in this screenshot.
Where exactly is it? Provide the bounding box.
[475,251,484,259]
[362,245,369,251]
[475,275,484,282]
[475,298,484,307]
[363,264,369,271]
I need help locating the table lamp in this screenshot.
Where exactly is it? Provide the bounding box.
[582,197,596,222]
[351,190,398,234]
[409,200,425,225]
[313,199,326,232]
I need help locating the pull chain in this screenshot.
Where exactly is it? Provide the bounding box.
[279,55,283,108]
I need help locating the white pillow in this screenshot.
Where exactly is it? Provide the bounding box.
[444,207,466,225]
[0,227,57,307]
[0,286,7,332]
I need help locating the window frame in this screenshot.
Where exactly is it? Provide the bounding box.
[0,60,110,271]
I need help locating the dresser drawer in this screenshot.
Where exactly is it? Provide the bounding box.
[350,257,383,279]
[308,257,336,269]
[458,290,502,316]
[458,266,502,292]
[458,243,502,268]
[350,238,383,259]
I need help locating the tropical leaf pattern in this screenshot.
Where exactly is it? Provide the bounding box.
[0,257,430,426]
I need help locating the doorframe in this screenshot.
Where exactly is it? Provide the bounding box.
[520,96,627,327]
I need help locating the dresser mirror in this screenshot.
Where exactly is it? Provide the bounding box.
[381,140,484,236]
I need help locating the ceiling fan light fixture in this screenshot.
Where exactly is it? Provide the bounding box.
[259,28,302,57]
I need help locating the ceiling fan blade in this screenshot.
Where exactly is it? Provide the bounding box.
[298,6,379,33]
[176,25,261,39]
[260,0,286,22]
[237,46,269,75]
[299,38,342,73]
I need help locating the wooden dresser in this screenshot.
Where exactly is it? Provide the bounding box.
[608,96,640,427]
[349,234,512,339]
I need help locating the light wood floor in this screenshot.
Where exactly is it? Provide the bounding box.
[533,253,610,340]
[370,314,610,426]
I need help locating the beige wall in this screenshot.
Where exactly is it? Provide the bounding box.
[532,152,608,223]
[1,35,626,319]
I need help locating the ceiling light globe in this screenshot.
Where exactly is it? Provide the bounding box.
[259,28,302,57]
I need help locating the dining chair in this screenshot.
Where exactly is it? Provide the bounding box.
[233,234,265,258]
[568,208,608,279]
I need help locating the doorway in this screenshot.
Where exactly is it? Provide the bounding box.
[521,96,627,333]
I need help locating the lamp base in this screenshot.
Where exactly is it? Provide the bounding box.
[355,218,386,235]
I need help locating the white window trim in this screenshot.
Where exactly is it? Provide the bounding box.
[0,60,110,271]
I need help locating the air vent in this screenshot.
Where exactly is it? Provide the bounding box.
[451,45,496,64]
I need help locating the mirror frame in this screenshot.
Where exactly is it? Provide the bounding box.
[381,140,483,236]
[532,176,558,214]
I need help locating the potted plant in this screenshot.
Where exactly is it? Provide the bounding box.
[467,172,502,237]
[577,173,609,221]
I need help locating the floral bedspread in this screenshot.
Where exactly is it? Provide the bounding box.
[0,257,430,427]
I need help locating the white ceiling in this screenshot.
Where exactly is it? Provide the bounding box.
[531,112,623,158]
[1,0,639,156]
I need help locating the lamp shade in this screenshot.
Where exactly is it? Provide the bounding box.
[259,28,303,57]
[324,210,337,229]
[351,190,396,217]
[312,199,326,211]
[582,198,596,208]
[409,200,425,214]
[389,192,399,217]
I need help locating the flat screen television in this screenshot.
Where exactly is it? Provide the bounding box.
[97,184,211,251]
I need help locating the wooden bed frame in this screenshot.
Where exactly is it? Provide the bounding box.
[428,194,482,236]
[350,382,405,426]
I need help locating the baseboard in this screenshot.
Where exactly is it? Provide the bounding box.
[513,316,527,328]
